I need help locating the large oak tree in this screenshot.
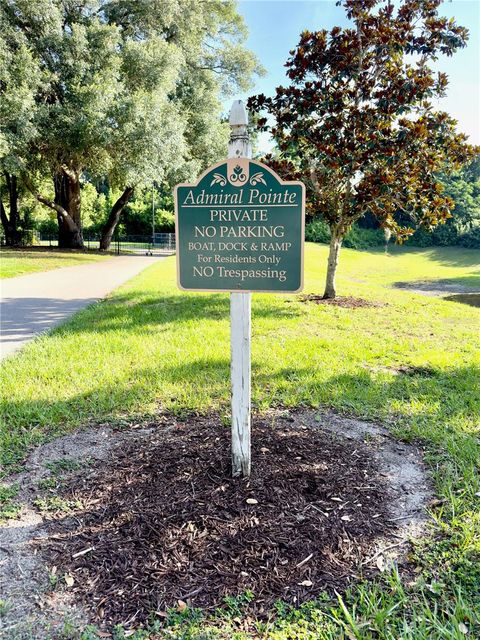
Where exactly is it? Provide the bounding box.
[248,0,477,298]
[1,0,261,248]
[0,9,42,245]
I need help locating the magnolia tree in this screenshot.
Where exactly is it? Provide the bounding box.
[248,0,477,298]
[1,0,261,248]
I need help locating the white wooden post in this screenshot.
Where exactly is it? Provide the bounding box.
[229,100,252,478]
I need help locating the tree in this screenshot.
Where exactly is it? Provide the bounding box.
[111,185,174,237]
[438,155,480,234]
[248,0,477,298]
[0,173,19,246]
[0,11,42,245]
[98,0,262,250]
[399,154,480,246]
[2,0,261,248]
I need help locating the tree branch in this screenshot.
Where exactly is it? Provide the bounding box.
[186,61,233,76]
[22,174,70,221]
[99,186,134,250]
[61,165,78,181]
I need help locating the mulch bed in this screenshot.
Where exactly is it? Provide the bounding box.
[39,415,394,628]
[299,294,384,308]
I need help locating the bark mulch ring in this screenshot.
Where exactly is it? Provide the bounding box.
[299,294,384,308]
[37,414,403,629]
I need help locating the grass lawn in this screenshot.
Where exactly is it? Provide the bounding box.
[1,243,479,639]
[0,247,111,278]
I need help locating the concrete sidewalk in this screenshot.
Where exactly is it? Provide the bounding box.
[0,255,163,361]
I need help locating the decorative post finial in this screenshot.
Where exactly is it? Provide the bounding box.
[228,100,251,160]
[229,100,248,127]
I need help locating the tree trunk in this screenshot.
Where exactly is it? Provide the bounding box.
[323,230,343,299]
[23,170,84,248]
[54,170,84,249]
[7,174,20,244]
[0,196,10,245]
[1,173,22,246]
[99,187,134,251]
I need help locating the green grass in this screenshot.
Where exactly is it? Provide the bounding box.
[33,495,81,513]
[0,243,479,638]
[44,458,85,474]
[0,247,111,278]
[0,483,20,520]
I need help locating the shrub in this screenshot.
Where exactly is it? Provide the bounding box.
[306,218,480,250]
[343,226,385,249]
[305,219,331,244]
[410,226,433,247]
[430,222,460,246]
[410,222,461,247]
[458,227,480,249]
[156,209,175,232]
[305,220,384,249]
[37,218,58,236]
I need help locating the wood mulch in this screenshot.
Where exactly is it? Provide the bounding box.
[299,294,384,308]
[39,414,394,628]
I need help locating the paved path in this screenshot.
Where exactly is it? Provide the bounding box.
[0,255,163,361]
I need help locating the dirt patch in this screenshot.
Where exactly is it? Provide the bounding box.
[0,424,153,639]
[299,294,383,308]
[393,280,480,297]
[367,365,438,378]
[0,411,432,637]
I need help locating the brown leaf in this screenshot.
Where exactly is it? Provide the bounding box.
[177,600,187,612]
[64,573,74,587]
[376,555,386,572]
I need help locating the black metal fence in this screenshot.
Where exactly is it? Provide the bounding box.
[35,232,175,254]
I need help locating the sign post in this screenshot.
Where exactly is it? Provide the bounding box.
[174,100,305,478]
[228,101,253,478]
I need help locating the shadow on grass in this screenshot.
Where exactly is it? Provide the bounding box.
[444,293,480,308]
[49,291,302,335]
[392,276,480,294]
[0,247,104,259]
[258,364,480,416]
[424,248,480,270]
[2,359,479,472]
[385,246,480,269]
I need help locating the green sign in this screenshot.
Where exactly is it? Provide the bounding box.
[174,159,305,292]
